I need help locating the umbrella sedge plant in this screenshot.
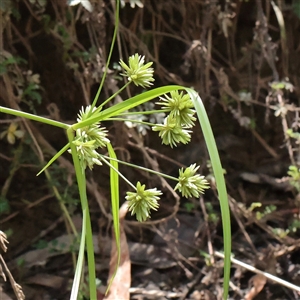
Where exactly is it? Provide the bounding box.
[0,0,231,299]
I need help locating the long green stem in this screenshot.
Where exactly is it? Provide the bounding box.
[98,82,131,111]
[106,117,155,127]
[119,109,169,116]
[101,154,179,182]
[91,0,120,108]
[67,127,96,300]
[0,106,69,129]
[101,156,136,189]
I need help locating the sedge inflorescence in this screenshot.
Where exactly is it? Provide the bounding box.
[153,90,196,148]
[72,105,110,170]
[125,182,161,222]
[70,54,210,222]
[119,54,154,88]
[175,164,210,198]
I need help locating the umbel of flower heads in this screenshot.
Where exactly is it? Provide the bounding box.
[72,53,209,223]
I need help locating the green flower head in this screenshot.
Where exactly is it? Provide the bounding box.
[152,115,191,148]
[126,182,161,222]
[77,106,109,148]
[175,164,209,198]
[157,90,196,127]
[72,137,103,170]
[119,54,155,88]
[71,106,110,170]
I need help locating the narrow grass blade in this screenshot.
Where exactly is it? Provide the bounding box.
[37,143,70,176]
[72,85,183,129]
[106,142,120,293]
[186,88,231,299]
[0,106,69,129]
[70,210,86,300]
[67,127,96,300]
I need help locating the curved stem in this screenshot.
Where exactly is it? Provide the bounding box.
[187,88,231,299]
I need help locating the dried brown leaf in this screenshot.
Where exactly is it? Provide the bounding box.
[25,273,65,289]
[105,202,131,300]
[244,274,267,300]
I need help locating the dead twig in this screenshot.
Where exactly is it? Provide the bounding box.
[214,251,300,294]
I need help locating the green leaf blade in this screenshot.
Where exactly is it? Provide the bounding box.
[106,143,120,293]
[186,88,231,299]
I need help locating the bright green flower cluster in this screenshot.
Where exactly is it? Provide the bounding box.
[157,90,196,127]
[119,54,154,88]
[175,164,209,198]
[126,181,161,222]
[72,106,110,170]
[153,90,196,147]
[152,116,191,148]
[70,54,209,224]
